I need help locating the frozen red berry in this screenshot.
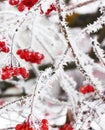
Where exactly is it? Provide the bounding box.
[22,0,38,8]
[0,41,5,47]
[2,46,10,53]
[79,85,95,94]
[16,49,44,64]
[1,66,29,80]
[19,67,29,79]
[18,3,25,12]
[9,0,19,5]
[86,85,95,93]
[41,119,48,124]
[16,49,22,55]
[15,121,33,130]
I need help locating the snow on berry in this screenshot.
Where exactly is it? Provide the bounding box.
[16,49,44,64]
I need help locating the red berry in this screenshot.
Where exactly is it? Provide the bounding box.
[19,67,26,73]
[41,119,48,124]
[5,65,11,71]
[0,41,5,47]
[32,0,38,4]
[22,0,38,7]
[2,47,10,53]
[1,72,11,80]
[13,67,20,76]
[34,52,42,60]
[16,49,22,55]
[22,72,29,79]
[20,52,25,59]
[15,124,23,130]
[18,3,25,12]
[17,49,44,64]
[9,0,19,5]
[35,59,41,64]
[79,86,87,94]
[19,67,29,79]
[1,73,7,80]
[86,85,95,93]
[24,49,31,61]
[15,121,33,130]
[79,85,95,94]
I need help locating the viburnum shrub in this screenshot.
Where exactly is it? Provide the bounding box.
[0,41,10,53]
[79,85,95,94]
[1,0,105,130]
[1,65,29,80]
[16,49,44,64]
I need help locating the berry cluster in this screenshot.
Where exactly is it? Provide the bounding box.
[79,85,95,94]
[8,0,38,12]
[15,121,33,130]
[15,119,48,130]
[0,41,10,53]
[16,49,44,64]
[40,119,48,130]
[1,66,29,80]
[59,124,73,130]
[40,4,56,15]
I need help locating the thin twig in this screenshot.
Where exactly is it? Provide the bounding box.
[66,0,100,11]
[0,94,31,110]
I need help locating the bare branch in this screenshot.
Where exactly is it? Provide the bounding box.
[66,0,100,11]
